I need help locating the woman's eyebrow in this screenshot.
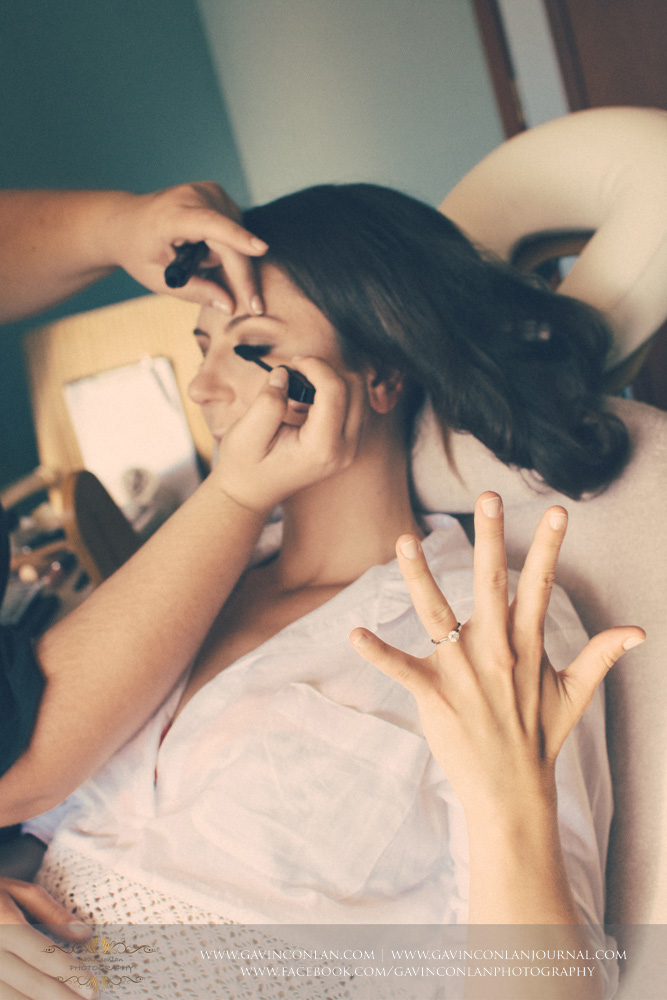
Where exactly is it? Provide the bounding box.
[225,313,285,331]
[192,316,285,339]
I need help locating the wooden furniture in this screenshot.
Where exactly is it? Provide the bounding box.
[3,294,207,585]
[1,469,139,589]
[23,293,210,494]
[510,229,663,398]
[473,0,667,137]
[543,0,667,113]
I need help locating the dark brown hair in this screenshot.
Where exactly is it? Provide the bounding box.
[244,183,630,499]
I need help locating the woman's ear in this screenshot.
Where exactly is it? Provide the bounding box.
[365,369,404,414]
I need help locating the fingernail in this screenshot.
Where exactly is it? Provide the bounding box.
[481,496,502,518]
[549,511,568,530]
[251,295,264,315]
[623,635,645,650]
[250,237,269,252]
[268,366,288,388]
[400,537,421,559]
[68,921,93,938]
[212,299,232,314]
[352,630,371,648]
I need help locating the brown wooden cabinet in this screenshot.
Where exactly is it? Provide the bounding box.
[544,0,667,111]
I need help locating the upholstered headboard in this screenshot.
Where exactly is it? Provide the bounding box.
[412,107,667,998]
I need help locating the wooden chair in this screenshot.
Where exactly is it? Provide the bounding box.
[510,229,662,397]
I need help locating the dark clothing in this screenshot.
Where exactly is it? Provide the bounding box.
[0,625,44,775]
[0,501,45,776]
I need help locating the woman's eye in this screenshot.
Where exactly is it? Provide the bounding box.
[193,328,210,358]
[239,344,273,358]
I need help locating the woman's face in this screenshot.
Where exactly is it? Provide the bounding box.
[188,264,348,444]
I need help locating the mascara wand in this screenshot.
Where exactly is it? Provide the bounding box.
[164,241,209,288]
[234,345,315,404]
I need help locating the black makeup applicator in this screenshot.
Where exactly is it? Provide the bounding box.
[164,241,209,288]
[233,345,316,404]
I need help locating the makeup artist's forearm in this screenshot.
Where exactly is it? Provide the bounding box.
[0,477,267,824]
[465,809,602,1000]
[0,190,126,322]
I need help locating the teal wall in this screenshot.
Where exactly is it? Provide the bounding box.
[0,0,248,489]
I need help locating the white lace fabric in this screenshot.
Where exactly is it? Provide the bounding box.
[36,844,417,1000]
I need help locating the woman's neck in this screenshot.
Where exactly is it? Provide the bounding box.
[270,435,423,592]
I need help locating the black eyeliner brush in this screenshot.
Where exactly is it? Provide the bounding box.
[234,345,315,404]
[164,241,209,288]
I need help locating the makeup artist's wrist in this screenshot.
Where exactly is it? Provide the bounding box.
[94,190,146,268]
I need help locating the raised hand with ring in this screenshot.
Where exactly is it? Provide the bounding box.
[349,490,645,826]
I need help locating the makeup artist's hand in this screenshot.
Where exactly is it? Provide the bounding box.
[106,182,268,314]
[0,876,96,999]
[350,491,645,821]
[213,358,365,513]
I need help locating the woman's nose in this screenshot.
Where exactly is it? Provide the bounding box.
[188,354,235,406]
